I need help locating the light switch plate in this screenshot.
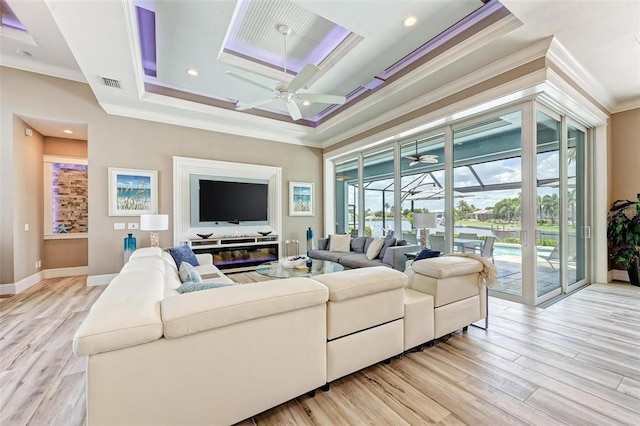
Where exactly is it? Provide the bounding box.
[128,222,139,230]
[114,223,125,230]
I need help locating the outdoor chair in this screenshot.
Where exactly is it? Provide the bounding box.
[459,232,478,239]
[474,236,495,263]
[403,233,418,245]
[429,235,445,252]
[538,245,559,271]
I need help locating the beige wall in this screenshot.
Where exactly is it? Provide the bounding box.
[43,136,89,270]
[610,108,640,203]
[1,67,323,279]
[9,117,44,282]
[42,239,88,269]
[44,137,88,157]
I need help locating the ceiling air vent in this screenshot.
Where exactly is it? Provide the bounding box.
[101,77,121,88]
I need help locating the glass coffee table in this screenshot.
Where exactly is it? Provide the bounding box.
[256,259,344,279]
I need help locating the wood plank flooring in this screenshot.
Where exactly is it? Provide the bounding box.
[1,274,639,425]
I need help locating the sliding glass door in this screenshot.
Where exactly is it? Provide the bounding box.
[330,101,590,305]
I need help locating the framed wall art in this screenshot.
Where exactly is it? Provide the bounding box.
[289,181,314,216]
[108,167,158,216]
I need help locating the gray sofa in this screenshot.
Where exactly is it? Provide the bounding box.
[309,236,419,271]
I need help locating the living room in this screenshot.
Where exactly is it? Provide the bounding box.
[1,0,639,424]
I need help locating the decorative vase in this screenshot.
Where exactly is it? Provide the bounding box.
[124,233,136,264]
[306,227,314,254]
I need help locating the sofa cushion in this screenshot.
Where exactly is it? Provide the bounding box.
[313,266,406,302]
[411,256,483,279]
[179,262,203,283]
[329,234,351,252]
[307,249,346,263]
[121,257,165,274]
[351,236,367,253]
[337,253,388,269]
[73,270,165,356]
[378,236,396,259]
[129,247,162,259]
[167,245,200,268]
[366,237,385,260]
[162,278,329,338]
[176,281,237,293]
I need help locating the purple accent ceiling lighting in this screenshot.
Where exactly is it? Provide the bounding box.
[1,0,25,31]
[136,6,157,77]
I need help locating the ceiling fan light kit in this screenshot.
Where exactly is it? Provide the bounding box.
[227,24,346,120]
[405,140,438,166]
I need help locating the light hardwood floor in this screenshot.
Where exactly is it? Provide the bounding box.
[1,274,639,425]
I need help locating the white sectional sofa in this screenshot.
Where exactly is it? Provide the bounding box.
[74,247,488,425]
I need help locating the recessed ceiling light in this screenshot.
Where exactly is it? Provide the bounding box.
[186,68,199,76]
[63,129,73,134]
[302,100,311,106]
[403,15,418,27]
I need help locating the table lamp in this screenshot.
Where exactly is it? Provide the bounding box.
[140,214,169,247]
[413,212,437,249]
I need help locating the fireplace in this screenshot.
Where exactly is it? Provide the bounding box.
[193,243,278,271]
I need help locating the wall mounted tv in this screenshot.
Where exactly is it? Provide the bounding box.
[198,179,268,223]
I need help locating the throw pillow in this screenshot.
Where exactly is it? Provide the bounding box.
[414,248,441,261]
[364,237,375,253]
[176,281,237,294]
[366,237,385,260]
[378,236,396,260]
[329,234,351,252]
[167,245,200,269]
[351,236,367,253]
[179,262,202,283]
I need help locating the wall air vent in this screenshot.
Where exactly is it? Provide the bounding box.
[101,77,121,88]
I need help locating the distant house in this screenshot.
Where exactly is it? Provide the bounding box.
[472,209,493,221]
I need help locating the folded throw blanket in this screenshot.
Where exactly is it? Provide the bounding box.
[444,252,497,288]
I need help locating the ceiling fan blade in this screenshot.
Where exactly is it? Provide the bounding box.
[286,101,302,121]
[287,63,320,93]
[297,93,346,105]
[409,160,419,166]
[404,155,418,161]
[420,158,439,164]
[236,97,276,111]
[225,71,274,93]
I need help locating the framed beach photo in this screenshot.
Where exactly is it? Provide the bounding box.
[289,181,314,216]
[108,167,158,216]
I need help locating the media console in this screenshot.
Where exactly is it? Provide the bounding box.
[188,235,279,272]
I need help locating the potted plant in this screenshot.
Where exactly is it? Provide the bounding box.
[607,195,640,285]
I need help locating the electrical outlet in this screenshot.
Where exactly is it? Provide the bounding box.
[128,222,139,230]
[114,223,125,230]
[35,260,41,268]
[24,224,29,231]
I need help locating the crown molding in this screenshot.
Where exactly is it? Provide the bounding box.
[320,35,549,149]
[315,11,523,145]
[546,37,615,113]
[100,99,320,147]
[611,98,640,114]
[0,55,86,83]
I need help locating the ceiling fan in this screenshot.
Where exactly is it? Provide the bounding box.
[225,25,346,121]
[405,140,438,166]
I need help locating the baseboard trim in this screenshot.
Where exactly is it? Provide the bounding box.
[0,271,44,296]
[42,266,89,279]
[87,273,117,286]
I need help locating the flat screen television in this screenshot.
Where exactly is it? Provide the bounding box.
[198,179,268,223]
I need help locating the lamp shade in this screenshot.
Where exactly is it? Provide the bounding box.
[140,214,169,231]
[413,212,437,228]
